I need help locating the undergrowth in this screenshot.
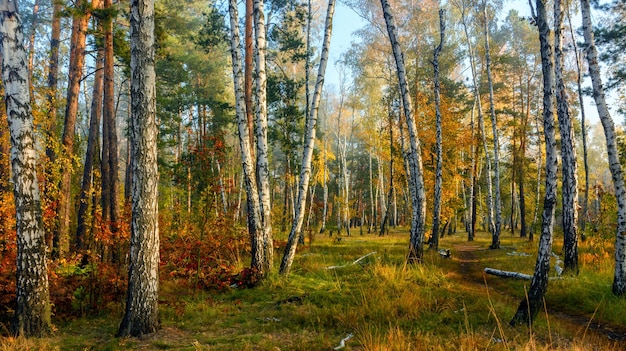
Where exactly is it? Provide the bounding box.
[0,227,624,350]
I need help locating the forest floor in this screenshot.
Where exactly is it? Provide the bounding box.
[2,228,626,350]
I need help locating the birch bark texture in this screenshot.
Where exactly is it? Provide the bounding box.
[118,0,160,336]
[380,0,427,263]
[511,0,557,325]
[228,0,266,276]
[483,0,502,249]
[0,0,52,336]
[580,0,626,296]
[253,0,273,274]
[280,0,336,275]
[554,0,579,274]
[430,8,445,250]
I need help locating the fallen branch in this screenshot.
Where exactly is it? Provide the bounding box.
[326,252,377,270]
[484,268,532,280]
[333,333,354,349]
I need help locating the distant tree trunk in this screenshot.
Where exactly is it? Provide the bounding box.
[567,9,589,235]
[430,9,445,250]
[381,0,426,263]
[253,0,273,275]
[469,99,477,241]
[320,137,328,233]
[483,0,502,249]
[0,1,52,336]
[531,103,542,242]
[26,0,38,98]
[76,44,104,250]
[380,110,394,237]
[117,0,160,336]
[554,0,579,274]
[580,0,626,296]
[55,0,96,258]
[511,0,557,325]
[368,146,374,233]
[279,0,335,275]
[457,0,495,239]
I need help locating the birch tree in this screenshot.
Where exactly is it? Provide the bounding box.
[280,0,336,275]
[511,0,557,325]
[483,0,502,249]
[118,0,160,336]
[0,0,52,336]
[253,0,273,274]
[554,0,579,274]
[580,0,626,296]
[430,8,445,250]
[381,0,427,263]
[228,0,268,276]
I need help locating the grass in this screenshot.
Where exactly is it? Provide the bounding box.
[1,228,625,350]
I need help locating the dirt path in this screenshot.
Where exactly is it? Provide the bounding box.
[449,243,626,344]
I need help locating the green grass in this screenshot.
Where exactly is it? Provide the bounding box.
[1,229,624,350]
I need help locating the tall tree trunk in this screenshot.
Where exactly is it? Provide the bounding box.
[554,0,579,274]
[511,0,557,325]
[580,0,626,296]
[228,0,265,276]
[76,43,104,250]
[320,137,328,233]
[101,0,120,246]
[430,9,445,250]
[117,0,160,336]
[1,1,52,336]
[381,0,426,263]
[380,109,394,237]
[567,9,589,235]
[253,0,273,275]
[456,0,495,238]
[280,0,335,275]
[55,0,96,258]
[483,0,502,249]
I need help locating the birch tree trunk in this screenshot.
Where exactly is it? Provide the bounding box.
[280,0,335,275]
[511,0,557,325]
[253,0,273,274]
[567,9,589,234]
[76,44,104,250]
[381,0,427,263]
[483,0,502,249]
[430,9,445,250]
[456,0,495,238]
[118,0,160,336]
[228,0,265,276]
[580,0,626,296]
[554,0,579,274]
[1,1,52,336]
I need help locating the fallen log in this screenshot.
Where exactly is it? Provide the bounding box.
[484,268,532,280]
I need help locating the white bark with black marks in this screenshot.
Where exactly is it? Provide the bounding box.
[253,0,273,274]
[483,0,502,249]
[0,0,52,336]
[280,0,336,275]
[554,0,579,274]
[381,0,426,263]
[580,0,626,296]
[511,0,557,326]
